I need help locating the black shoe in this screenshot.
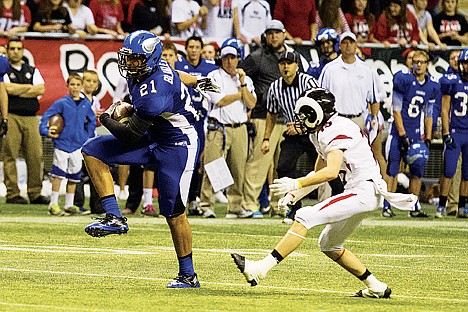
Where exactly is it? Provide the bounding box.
[408,210,429,218]
[30,195,50,205]
[6,196,28,204]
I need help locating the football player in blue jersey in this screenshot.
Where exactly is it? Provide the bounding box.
[384,50,439,218]
[306,28,339,80]
[0,53,9,136]
[437,49,468,218]
[82,30,201,288]
[175,35,218,217]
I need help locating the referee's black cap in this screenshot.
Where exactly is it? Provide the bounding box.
[278,51,298,63]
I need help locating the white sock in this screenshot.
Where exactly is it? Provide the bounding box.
[50,192,59,205]
[143,188,153,206]
[258,254,278,276]
[363,274,386,290]
[65,193,75,208]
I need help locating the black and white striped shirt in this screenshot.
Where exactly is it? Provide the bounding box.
[266,72,318,122]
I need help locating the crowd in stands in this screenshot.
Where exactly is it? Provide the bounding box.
[0,0,467,221]
[0,0,464,47]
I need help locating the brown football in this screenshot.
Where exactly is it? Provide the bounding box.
[48,114,64,134]
[113,102,135,123]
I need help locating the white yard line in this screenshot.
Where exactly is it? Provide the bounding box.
[0,301,129,312]
[1,216,467,229]
[0,244,309,257]
[1,267,467,304]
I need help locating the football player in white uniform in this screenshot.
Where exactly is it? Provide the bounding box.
[232,88,418,298]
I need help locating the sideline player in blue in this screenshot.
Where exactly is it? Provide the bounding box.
[306,28,339,80]
[175,35,218,216]
[83,31,201,288]
[384,50,439,218]
[0,53,9,136]
[437,49,468,218]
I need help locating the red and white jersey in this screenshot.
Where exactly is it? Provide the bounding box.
[0,3,31,32]
[310,114,381,188]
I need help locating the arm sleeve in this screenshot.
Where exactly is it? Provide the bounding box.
[100,112,153,145]
[86,106,96,138]
[266,84,278,113]
[392,73,405,112]
[39,101,62,136]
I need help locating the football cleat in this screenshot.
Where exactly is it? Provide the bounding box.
[231,253,264,286]
[435,206,445,219]
[48,204,63,216]
[408,210,429,218]
[457,207,468,218]
[382,207,396,218]
[355,286,392,299]
[166,273,200,288]
[64,205,81,215]
[85,214,128,237]
[142,204,158,217]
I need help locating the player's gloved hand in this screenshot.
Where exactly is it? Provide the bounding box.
[270,177,301,196]
[196,77,221,102]
[103,101,122,119]
[0,119,7,136]
[443,134,456,150]
[278,193,295,212]
[424,139,431,149]
[196,77,220,93]
[399,135,411,153]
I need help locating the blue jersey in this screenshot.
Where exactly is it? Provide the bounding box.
[391,69,439,141]
[440,72,468,132]
[129,59,197,145]
[0,55,9,81]
[175,57,218,112]
[306,58,331,80]
[39,94,96,153]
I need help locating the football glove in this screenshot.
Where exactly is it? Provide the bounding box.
[399,135,411,153]
[278,193,295,212]
[0,118,7,136]
[195,77,220,102]
[443,134,456,150]
[103,101,122,119]
[270,177,301,196]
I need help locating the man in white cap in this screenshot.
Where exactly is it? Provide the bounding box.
[200,39,257,219]
[240,19,307,217]
[318,31,381,130]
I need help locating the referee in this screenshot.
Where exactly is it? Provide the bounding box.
[262,51,343,221]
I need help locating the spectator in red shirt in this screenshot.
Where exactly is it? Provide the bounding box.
[0,0,31,36]
[314,0,350,39]
[345,0,375,43]
[273,0,316,44]
[88,0,126,37]
[372,0,419,47]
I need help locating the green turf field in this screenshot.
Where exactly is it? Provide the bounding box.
[0,200,467,312]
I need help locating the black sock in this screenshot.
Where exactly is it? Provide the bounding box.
[357,269,372,281]
[271,249,284,263]
[459,196,467,208]
[439,196,447,207]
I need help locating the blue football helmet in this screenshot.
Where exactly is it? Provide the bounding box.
[458,48,468,82]
[221,37,244,60]
[315,28,338,57]
[118,30,162,79]
[406,142,430,167]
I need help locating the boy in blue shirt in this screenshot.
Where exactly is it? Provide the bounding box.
[39,74,96,215]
